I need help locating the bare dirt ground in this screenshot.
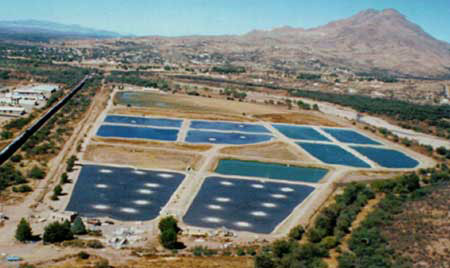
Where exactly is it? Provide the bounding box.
[84,143,203,171]
[47,255,253,268]
[111,106,255,122]
[338,170,404,183]
[254,112,341,127]
[91,137,212,152]
[219,141,311,161]
[115,91,282,116]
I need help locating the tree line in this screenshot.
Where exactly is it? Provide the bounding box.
[290,89,450,138]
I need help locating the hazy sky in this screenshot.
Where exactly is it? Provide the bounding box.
[1,0,450,42]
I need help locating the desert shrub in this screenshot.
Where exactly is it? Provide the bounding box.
[236,247,246,256]
[87,239,104,249]
[29,166,45,179]
[94,260,109,268]
[78,251,90,259]
[13,184,32,193]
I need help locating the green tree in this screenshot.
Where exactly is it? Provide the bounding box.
[160,229,178,249]
[53,185,63,196]
[60,173,69,184]
[158,216,180,233]
[254,253,275,268]
[43,221,74,243]
[15,218,32,242]
[288,225,305,240]
[66,155,78,172]
[71,217,87,235]
[158,216,183,249]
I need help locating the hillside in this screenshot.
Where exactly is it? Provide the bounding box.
[249,8,450,77]
[139,9,450,78]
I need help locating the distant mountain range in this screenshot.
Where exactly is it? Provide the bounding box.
[2,10,450,78]
[138,9,450,78]
[0,19,126,41]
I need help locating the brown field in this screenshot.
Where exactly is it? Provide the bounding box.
[383,184,450,268]
[46,256,253,268]
[112,91,306,122]
[339,170,404,183]
[219,141,311,161]
[110,107,255,122]
[84,144,203,171]
[91,137,212,152]
[254,112,341,126]
[115,91,283,115]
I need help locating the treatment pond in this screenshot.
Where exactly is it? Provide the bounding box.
[215,159,328,183]
[66,165,185,221]
[183,176,315,234]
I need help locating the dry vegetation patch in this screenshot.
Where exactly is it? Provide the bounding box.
[46,256,253,268]
[383,184,450,267]
[254,112,340,126]
[91,137,212,152]
[110,107,254,122]
[84,144,203,171]
[114,91,281,116]
[219,141,310,161]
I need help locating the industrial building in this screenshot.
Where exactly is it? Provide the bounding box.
[0,106,25,116]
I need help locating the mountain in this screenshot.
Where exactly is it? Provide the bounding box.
[0,19,125,41]
[240,9,450,77]
[143,9,450,78]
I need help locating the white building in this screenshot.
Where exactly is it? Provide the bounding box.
[0,106,25,116]
[13,84,60,100]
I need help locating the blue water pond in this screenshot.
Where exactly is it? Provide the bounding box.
[185,130,272,145]
[97,125,178,141]
[105,115,182,128]
[66,165,185,221]
[190,120,270,133]
[183,176,315,233]
[273,124,330,141]
[215,159,328,183]
[297,142,371,168]
[322,128,381,145]
[351,146,419,168]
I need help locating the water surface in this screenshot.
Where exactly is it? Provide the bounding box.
[216,159,328,183]
[186,130,272,145]
[351,146,419,168]
[297,142,371,168]
[183,176,315,234]
[105,115,182,128]
[273,124,330,141]
[97,125,179,141]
